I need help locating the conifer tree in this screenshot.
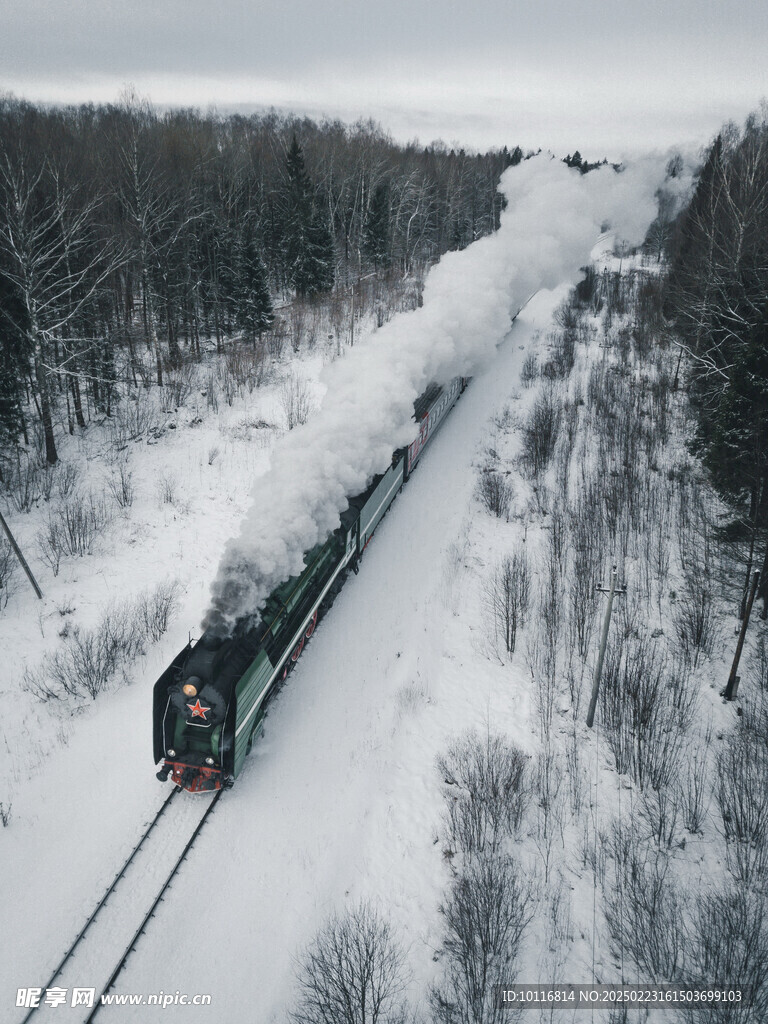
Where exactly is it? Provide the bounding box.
[0,265,29,469]
[363,182,390,267]
[235,228,274,341]
[669,117,768,609]
[284,135,335,297]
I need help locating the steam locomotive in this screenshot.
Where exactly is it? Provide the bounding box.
[153,376,467,792]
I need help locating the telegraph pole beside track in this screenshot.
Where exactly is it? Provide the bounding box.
[0,508,42,599]
[586,565,626,729]
[724,570,760,701]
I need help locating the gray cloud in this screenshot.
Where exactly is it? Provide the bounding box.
[2,0,767,153]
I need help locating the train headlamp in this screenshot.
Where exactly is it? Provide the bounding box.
[205,757,215,766]
[167,748,176,757]
[182,683,198,698]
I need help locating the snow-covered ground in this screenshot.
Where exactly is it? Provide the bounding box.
[6,156,759,1024]
[3,268,759,1022]
[1,285,563,1020]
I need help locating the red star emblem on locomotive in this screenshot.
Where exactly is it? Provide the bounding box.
[186,699,211,720]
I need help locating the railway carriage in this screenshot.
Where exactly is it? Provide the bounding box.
[153,376,467,791]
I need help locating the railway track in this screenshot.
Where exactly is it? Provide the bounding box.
[18,788,222,1023]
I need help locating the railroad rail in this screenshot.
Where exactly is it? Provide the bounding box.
[18,788,222,1023]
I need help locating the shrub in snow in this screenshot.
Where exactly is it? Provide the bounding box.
[716,728,768,886]
[598,634,688,793]
[520,351,539,387]
[108,389,161,447]
[0,536,17,608]
[533,746,567,882]
[156,473,187,511]
[519,387,561,479]
[437,732,529,858]
[603,836,687,983]
[679,734,712,835]
[137,580,180,643]
[686,887,768,1024]
[542,328,576,381]
[475,469,512,520]
[5,458,44,513]
[38,491,114,575]
[160,362,197,412]
[107,461,134,509]
[672,578,718,670]
[24,581,180,702]
[280,372,313,431]
[55,462,80,500]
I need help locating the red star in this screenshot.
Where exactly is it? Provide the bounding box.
[186,699,211,720]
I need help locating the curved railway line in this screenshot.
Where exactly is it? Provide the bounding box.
[18,788,222,1023]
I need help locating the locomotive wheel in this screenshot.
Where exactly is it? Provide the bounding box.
[305,610,318,639]
[291,636,305,662]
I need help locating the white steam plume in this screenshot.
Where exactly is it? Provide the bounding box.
[203,153,676,635]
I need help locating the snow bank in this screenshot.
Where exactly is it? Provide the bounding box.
[203,154,671,635]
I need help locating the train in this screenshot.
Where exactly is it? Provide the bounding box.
[153,375,468,792]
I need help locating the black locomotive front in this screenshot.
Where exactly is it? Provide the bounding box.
[153,634,238,792]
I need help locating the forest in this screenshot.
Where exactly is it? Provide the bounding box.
[667,111,768,611]
[0,95,521,473]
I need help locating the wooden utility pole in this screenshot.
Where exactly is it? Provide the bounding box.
[586,566,626,728]
[0,509,43,599]
[350,280,355,347]
[724,570,759,701]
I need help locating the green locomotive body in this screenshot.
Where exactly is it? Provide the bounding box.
[153,376,466,792]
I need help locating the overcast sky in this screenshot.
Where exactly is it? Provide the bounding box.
[2,0,766,158]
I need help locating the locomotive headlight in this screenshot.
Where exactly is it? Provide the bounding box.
[205,757,215,765]
[182,683,198,698]
[167,749,176,757]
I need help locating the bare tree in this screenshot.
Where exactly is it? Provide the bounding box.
[533,745,566,881]
[0,145,119,463]
[520,386,562,479]
[685,886,768,1024]
[716,727,768,885]
[485,551,530,656]
[598,635,685,792]
[603,838,688,982]
[431,853,532,1024]
[475,469,512,520]
[680,733,712,834]
[290,902,409,1024]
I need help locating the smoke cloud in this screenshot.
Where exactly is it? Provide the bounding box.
[203,153,687,635]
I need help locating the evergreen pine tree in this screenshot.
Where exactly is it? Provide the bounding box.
[363,182,390,267]
[284,135,335,297]
[449,218,466,251]
[0,268,29,466]
[236,229,274,341]
[694,302,768,501]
